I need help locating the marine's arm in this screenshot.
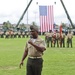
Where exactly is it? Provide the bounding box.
[19,46,28,68]
[28,41,46,52]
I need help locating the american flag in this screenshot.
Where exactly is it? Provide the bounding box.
[39,5,54,32]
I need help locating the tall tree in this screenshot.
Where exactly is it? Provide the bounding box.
[2,21,12,31]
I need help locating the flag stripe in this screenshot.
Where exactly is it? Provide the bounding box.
[39,5,54,32]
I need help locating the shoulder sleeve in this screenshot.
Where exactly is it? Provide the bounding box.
[24,42,28,51]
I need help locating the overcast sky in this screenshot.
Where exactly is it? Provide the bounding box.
[0,0,75,25]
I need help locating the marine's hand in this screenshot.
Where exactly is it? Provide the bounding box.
[28,40,33,45]
[19,61,23,69]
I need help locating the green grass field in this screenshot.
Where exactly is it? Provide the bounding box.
[0,36,75,75]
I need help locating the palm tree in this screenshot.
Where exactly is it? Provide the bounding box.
[2,22,8,32]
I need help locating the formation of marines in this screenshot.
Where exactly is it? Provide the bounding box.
[0,29,73,48]
[0,30,30,38]
[44,30,73,48]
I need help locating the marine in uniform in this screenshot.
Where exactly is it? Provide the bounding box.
[5,31,9,38]
[26,32,29,38]
[52,32,56,47]
[19,25,46,75]
[10,30,14,38]
[13,31,17,38]
[0,31,4,38]
[47,30,53,47]
[18,31,21,38]
[54,30,60,47]
[44,32,49,47]
[0,31,1,37]
[22,32,25,38]
[44,31,48,43]
[60,31,66,47]
[67,31,73,48]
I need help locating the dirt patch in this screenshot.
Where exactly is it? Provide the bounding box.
[0,66,18,70]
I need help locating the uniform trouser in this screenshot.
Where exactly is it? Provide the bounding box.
[47,37,52,47]
[60,38,65,47]
[1,35,4,38]
[10,35,13,38]
[54,39,59,47]
[67,38,72,47]
[45,36,47,43]
[14,35,17,38]
[22,35,25,38]
[26,35,28,38]
[26,58,43,75]
[18,35,21,38]
[5,35,9,38]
